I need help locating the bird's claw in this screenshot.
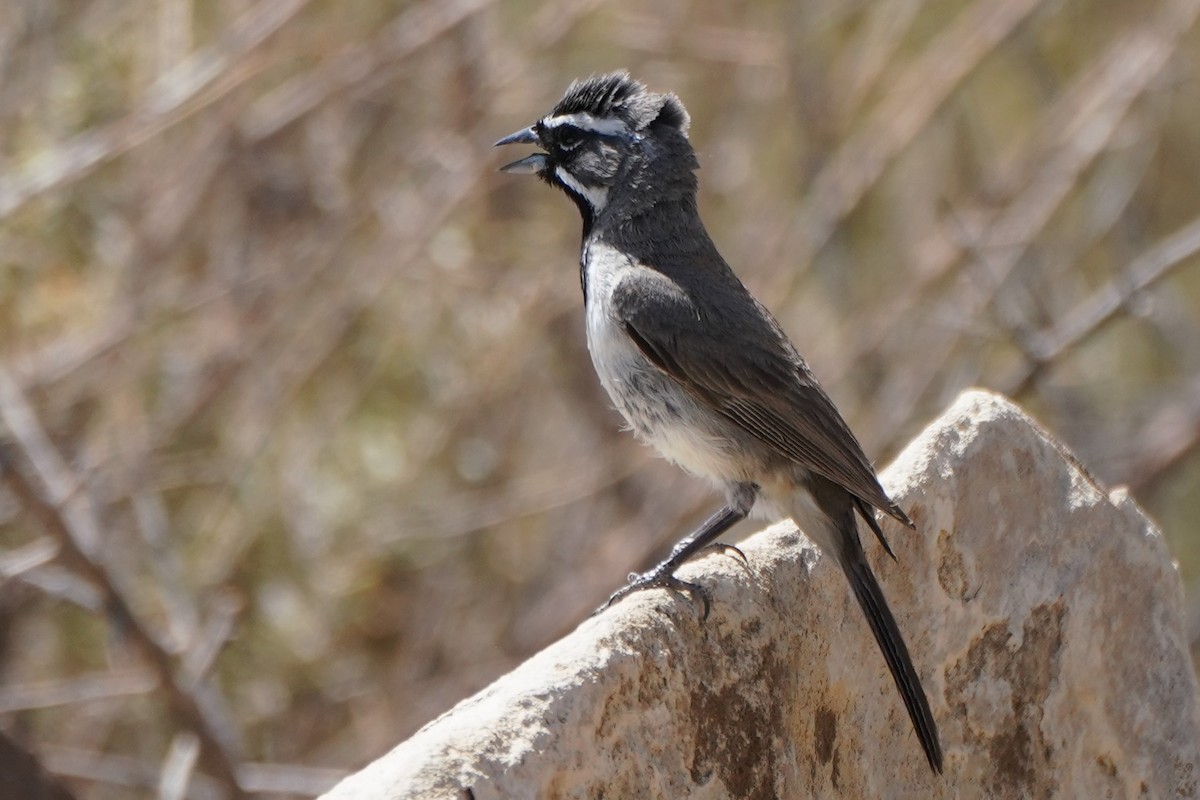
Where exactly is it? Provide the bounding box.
[701,541,748,566]
[593,568,712,620]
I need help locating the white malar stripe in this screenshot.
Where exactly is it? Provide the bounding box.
[542,112,629,136]
[555,166,608,212]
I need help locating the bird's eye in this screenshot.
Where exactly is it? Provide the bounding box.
[557,128,584,150]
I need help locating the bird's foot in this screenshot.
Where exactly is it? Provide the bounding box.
[594,567,711,620]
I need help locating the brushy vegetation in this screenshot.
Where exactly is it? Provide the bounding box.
[1,0,1199,797]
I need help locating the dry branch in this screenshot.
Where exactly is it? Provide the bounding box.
[0,369,246,799]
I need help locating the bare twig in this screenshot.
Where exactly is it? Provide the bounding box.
[179,0,612,564]
[866,0,1200,448]
[0,537,59,580]
[0,0,312,220]
[0,669,158,713]
[610,14,784,66]
[41,745,347,799]
[160,734,202,800]
[181,591,243,687]
[795,0,1049,264]
[1121,374,1200,492]
[238,0,500,142]
[40,745,222,800]
[822,0,1196,448]
[0,369,247,799]
[236,762,347,795]
[1003,215,1200,395]
[832,0,923,125]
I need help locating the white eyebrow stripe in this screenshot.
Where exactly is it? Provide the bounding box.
[542,112,629,136]
[555,166,609,211]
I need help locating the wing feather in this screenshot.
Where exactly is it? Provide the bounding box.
[611,270,911,527]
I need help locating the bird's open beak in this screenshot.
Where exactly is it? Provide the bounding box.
[495,126,548,174]
[494,126,539,147]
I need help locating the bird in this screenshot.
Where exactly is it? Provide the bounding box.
[495,71,943,774]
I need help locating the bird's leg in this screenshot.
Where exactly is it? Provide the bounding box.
[595,504,745,618]
[596,499,751,619]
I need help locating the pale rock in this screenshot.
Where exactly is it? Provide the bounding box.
[321,389,1200,799]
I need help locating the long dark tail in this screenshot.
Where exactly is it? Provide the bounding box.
[842,552,944,774]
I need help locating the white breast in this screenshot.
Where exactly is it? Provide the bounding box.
[582,242,636,389]
[581,241,739,486]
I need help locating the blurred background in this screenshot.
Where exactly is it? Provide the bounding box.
[1,0,1198,797]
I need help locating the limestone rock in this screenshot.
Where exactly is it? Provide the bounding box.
[321,390,1200,799]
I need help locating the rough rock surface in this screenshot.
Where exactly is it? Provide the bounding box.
[321,390,1200,799]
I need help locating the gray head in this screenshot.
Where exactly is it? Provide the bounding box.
[495,72,697,231]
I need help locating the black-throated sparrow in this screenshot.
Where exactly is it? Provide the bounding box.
[496,71,942,774]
